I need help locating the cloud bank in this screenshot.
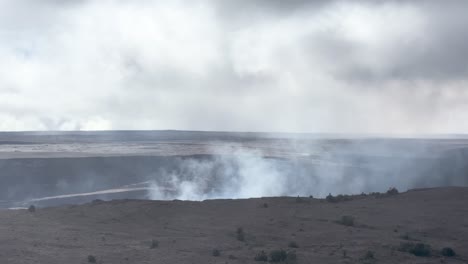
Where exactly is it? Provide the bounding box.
[1,0,467,133]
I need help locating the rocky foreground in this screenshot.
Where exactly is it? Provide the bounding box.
[0,187,467,264]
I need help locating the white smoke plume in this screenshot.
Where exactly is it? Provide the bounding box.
[146,141,462,200]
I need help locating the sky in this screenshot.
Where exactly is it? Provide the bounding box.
[0,0,467,133]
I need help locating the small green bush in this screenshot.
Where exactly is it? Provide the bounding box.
[386,187,399,195]
[254,250,268,262]
[295,196,305,203]
[360,250,376,264]
[212,249,220,257]
[87,255,96,263]
[400,233,411,240]
[269,249,287,262]
[364,251,375,259]
[150,239,159,249]
[326,193,353,203]
[236,227,245,241]
[288,241,299,248]
[399,242,431,257]
[28,205,36,213]
[337,215,355,226]
[441,247,456,257]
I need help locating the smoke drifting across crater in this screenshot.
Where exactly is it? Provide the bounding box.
[1,132,467,207]
[146,141,468,201]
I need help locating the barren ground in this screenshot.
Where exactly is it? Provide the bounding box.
[0,187,467,264]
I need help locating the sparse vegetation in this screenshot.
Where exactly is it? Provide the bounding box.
[288,241,299,248]
[364,251,375,259]
[91,199,103,204]
[87,255,96,263]
[400,232,411,240]
[254,250,268,262]
[326,193,353,203]
[386,187,399,195]
[295,196,305,203]
[236,227,245,241]
[360,250,376,263]
[336,215,355,226]
[399,232,420,241]
[28,205,36,213]
[150,239,159,249]
[399,242,431,257]
[441,247,456,257]
[269,249,287,262]
[212,248,220,257]
[325,188,399,203]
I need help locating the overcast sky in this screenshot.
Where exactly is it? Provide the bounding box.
[0,0,467,133]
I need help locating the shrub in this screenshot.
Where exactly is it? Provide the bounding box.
[364,251,375,259]
[262,203,269,208]
[212,249,220,257]
[87,255,96,263]
[254,250,268,262]
[360,251,375,264]
[28,205,36,213]
[337,215,355,226]
[326,193,353,203]
[288,241,299,248]
[269,249,287,262]
[369,192,382,198]
[295,196,305,203]
[150,239,159,249]
[386,187,399,195]
[441,247,456,257]
[236,227,245,241]
[399,242,431,257]
[400,233,411,240]
[326,193,336,202]
[337,194,352,201]
[91,199,103,204]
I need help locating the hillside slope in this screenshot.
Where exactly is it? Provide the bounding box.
[0,187,467,263]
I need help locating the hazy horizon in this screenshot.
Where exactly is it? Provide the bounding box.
[2,129,468,139]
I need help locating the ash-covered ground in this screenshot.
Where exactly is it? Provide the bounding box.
[0,131,467,208]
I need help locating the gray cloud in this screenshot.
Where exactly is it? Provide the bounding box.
[0,0,467,133]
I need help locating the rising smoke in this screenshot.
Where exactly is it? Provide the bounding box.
[146,141,468,200]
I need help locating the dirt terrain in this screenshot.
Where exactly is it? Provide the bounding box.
[0,187,467,264]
